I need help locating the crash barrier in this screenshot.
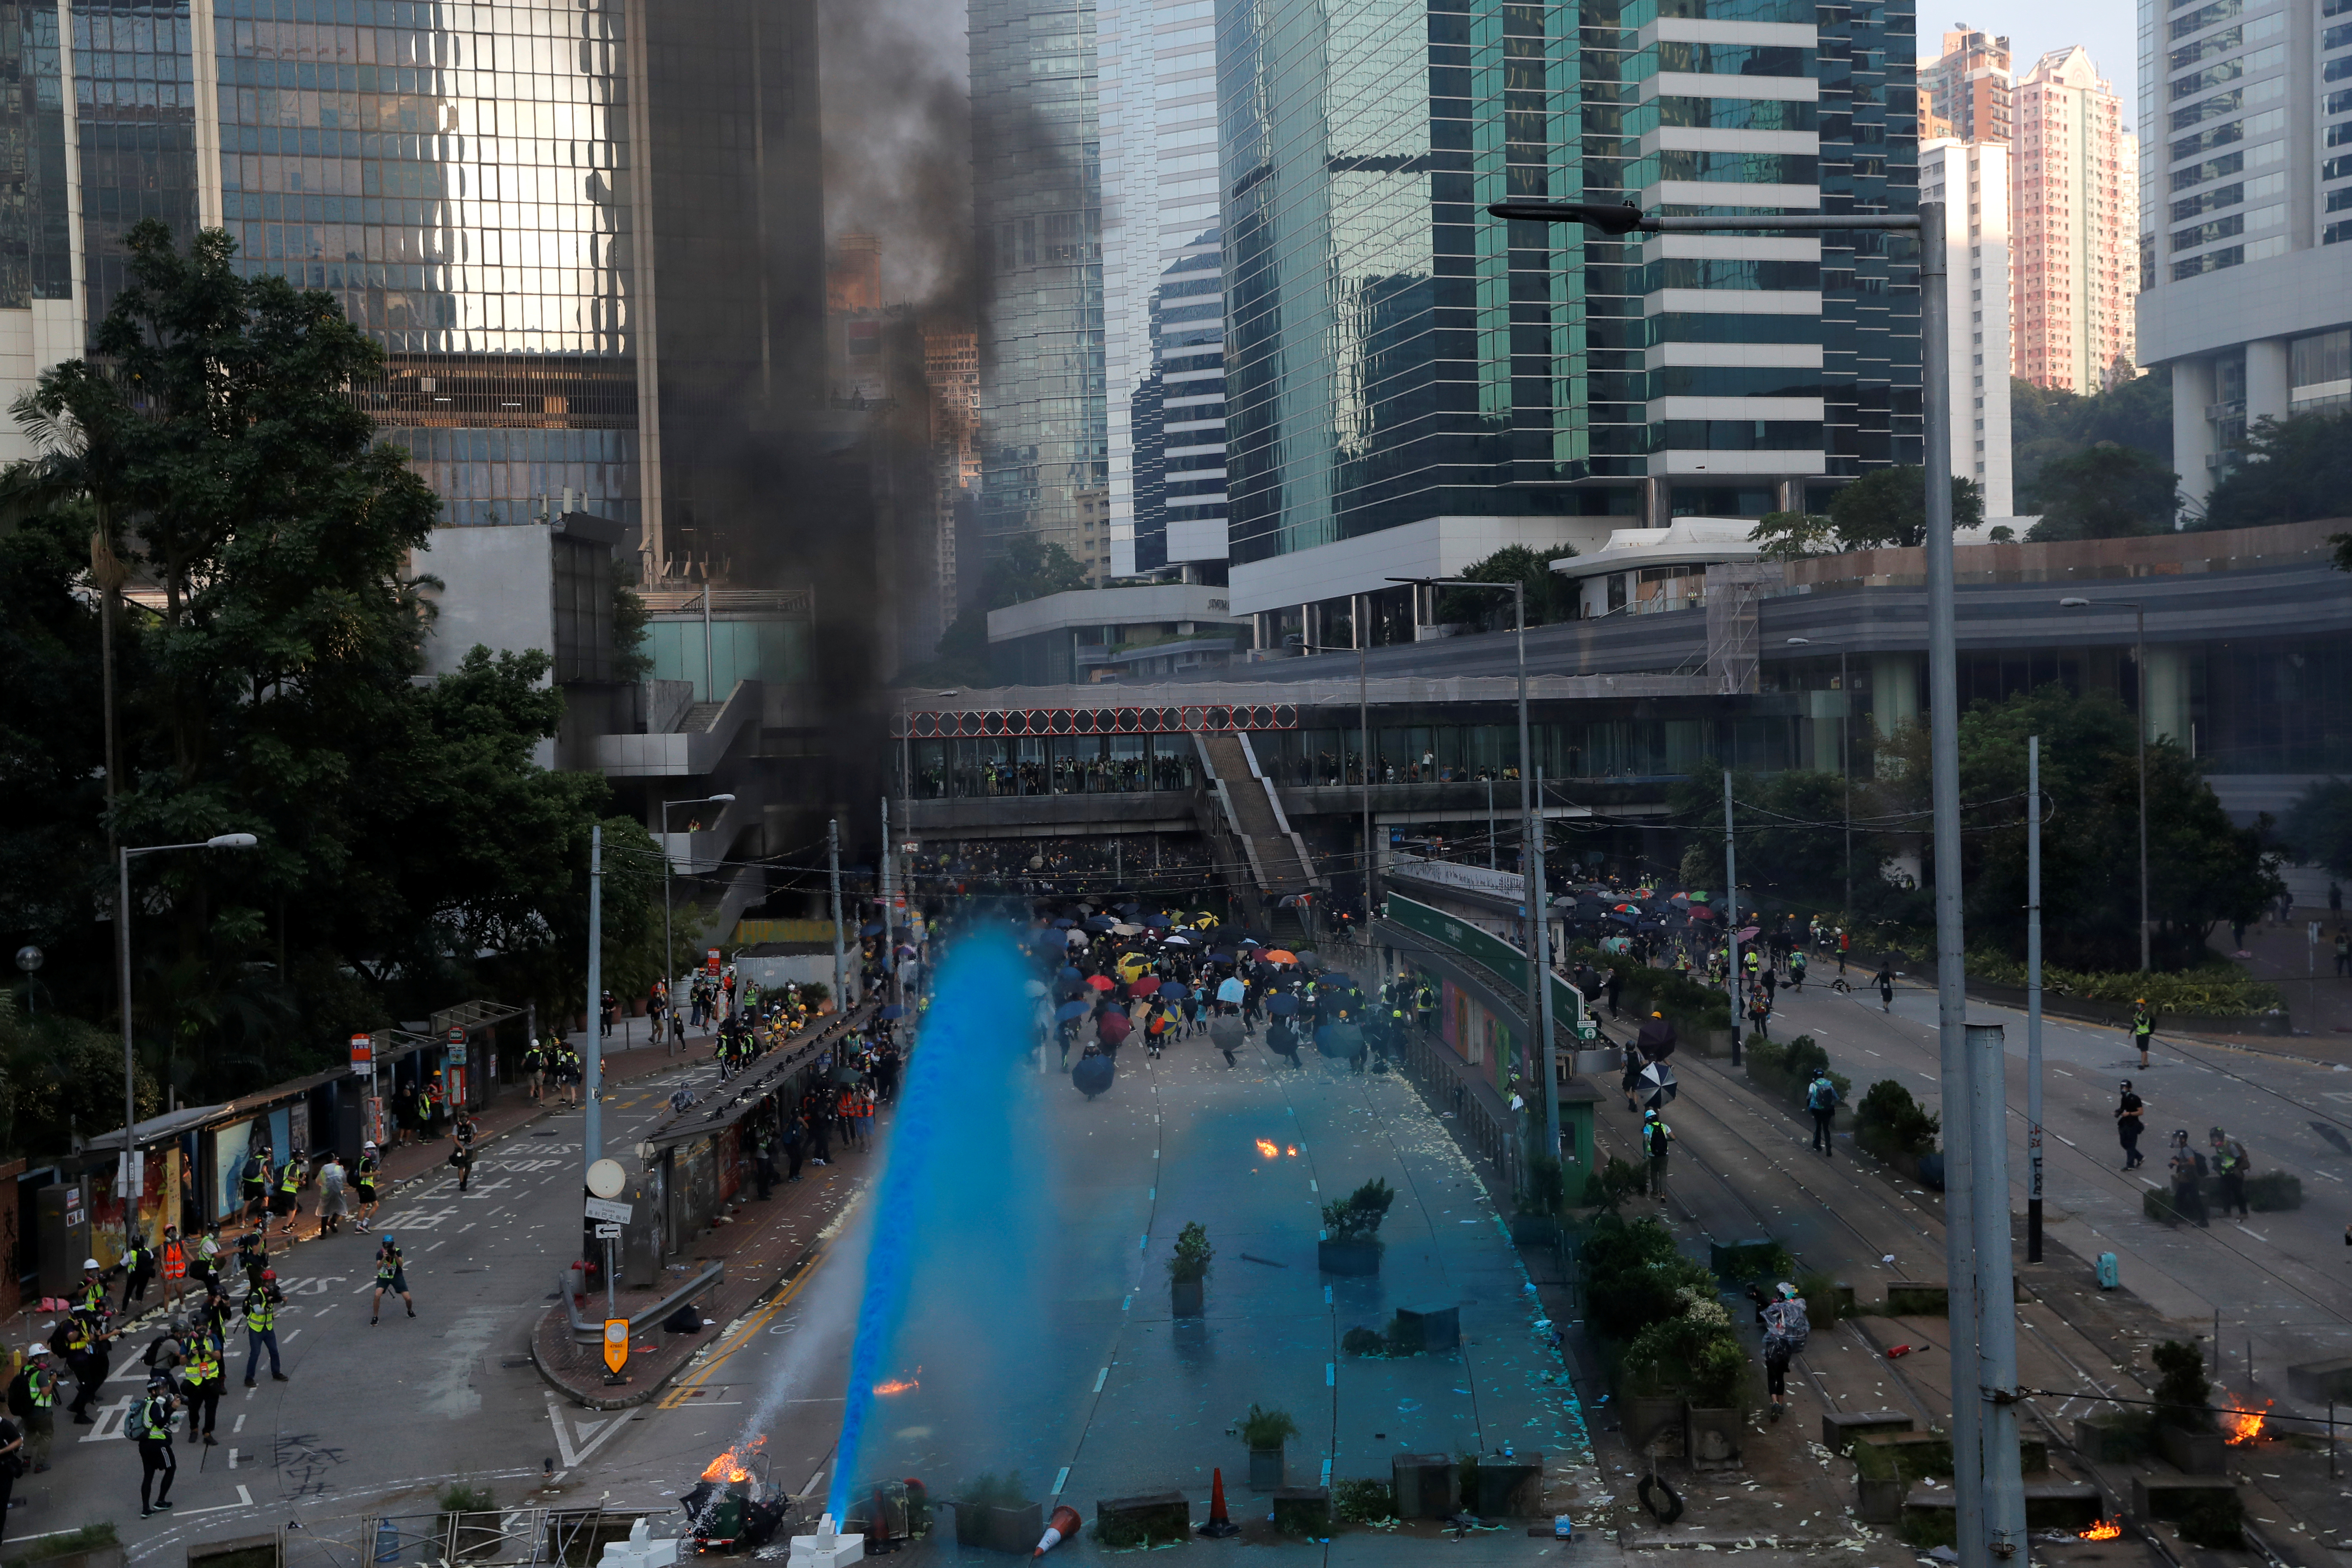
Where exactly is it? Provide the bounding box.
[561,1259,724,1344]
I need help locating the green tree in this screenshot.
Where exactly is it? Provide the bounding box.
[2010,372,2172,502]
[1884,684,2278,970]
[2282,778,2352,879]
[1749,468,1983,557]
[903,536,1094,686]
[2024,444,2180,541]
[1668,767,1896,919]
[2199,410,2352,530]
[1437,543,1579,627]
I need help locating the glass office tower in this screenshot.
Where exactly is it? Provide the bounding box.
[1216,0,1918,613]
[971,0,1109,578]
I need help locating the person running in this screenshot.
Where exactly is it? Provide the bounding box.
[239,1145,271,1220]
[2209,1127,2252,1219]
[159,1225,190,1311]
[178,1328,223,1446]
[119,1231,155,1311]
[449,1117,477,1193]
[2130,1001,2156,1070]
[1788,948,1808,993]
[1874,962,1896,1013]
[1806,1070,1841,1156]
[270,1148,305,1237]
[2115,1081,2146,1170]
[193,1221,223,1295]
[1761,1282,1811,1420]
[371,1235,415,1325]
[353,1142,382,1223]
[133,1371,178,1517]
[240,1269,287,1386]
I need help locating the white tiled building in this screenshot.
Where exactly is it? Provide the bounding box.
[1923,137,2016,514]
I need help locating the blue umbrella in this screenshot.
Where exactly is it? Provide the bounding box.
[1161,983,1190,1001]
[1144,913,1172,928]
[1073,1055,1115,1098]
[1608,910,1638,926]
[1084,915,1116,932]
[1059,965,1082,980]
[879,1004,909,1020]
[1265,993,1300,1016]
[1053,918,1078,929]
[1207,950,1234,963]
[1055,999,1091,1022]
[860,921,884,937]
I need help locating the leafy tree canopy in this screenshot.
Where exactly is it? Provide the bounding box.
[1439,543,1579,627]
[1749,468,1983,557]
[2025,444,2180,542]
[0,223,664,1117]
[2198,411,2352,531]
[1884,684,2278,970]
[2011,372,2172,504]
[2282,778,2352,881]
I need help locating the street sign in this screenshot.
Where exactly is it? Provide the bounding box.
[114,1151,144,1200]
[705,948,723,975]
[446,1043,467,1065]
[445,1026,466,1046]
[602,1317,629,1375]
[585,1158,627,1200]
[593,1222,623,1239]
[350,1033,374,1076]
[584,1196,632,1225]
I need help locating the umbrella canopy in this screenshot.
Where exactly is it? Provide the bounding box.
[1055,999,1091,1022]
[1130,975,1162,997]
[1315,1020,1365,1059]
[1112,922,1145,937]
[1086,974,1116,992]
[1144,913,1172,928]
[1296,950,1321,971]
[1262,949,1298,965]
[1058,965,1082,981]
[1685,904,1718,922]
[1635,1016,1678,1059]
[1159,983,1190,1001]
[1073,1055,1115,1098]
[1052,918,1077,929]
[1084,915,1116,932]
[1024,979,1049,998]
[1607,910,1638,926]
[860,922,884,937]
[1098,1010,1132,1046]
[831,1065,866,1085]
[1162,932,1193,946]
[1207,1016,1247,1043]
[1686,890,1712,903]
[1207,950,1234,963]
[879,1004,910,1020]
[1191,912,1219,928]
[1265,993,1300,1016]
[1611,903,1641,915]
[1320,971,1357,992]
[1735,925,1760,943]
[1639,1061,1679,1108]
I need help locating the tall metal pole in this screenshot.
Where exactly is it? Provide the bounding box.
[1498,582,1558,1167]
[1841,649,1853,920]
[2027,736,2045,1262]
[701,582,715,701]
[1971,1017,2026,1563]
[829,818,848,1009]
[661,806,675,1054]
[117,845,137,1241]
[584,823,604,1172]
[1360,598,1376,917]
[2135,606,2150,973]
[881,796,898,1010]
[1534,765,1559,1165]
[1723,770,1742,1067]
[1487,777,1498,870]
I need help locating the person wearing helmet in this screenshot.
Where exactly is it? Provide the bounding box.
[134,1369,178,1516]
[1761,1282,1811,1420]
[72,1258,109,1321]
[1642,1109,1674,1202]
[240,1268,287,1387]
[354,1142,382,1224]
[2130,1000,2156,1070]
[371,1234,414,1325]
[178,1321,224,1446]
[6,1341,56,1473]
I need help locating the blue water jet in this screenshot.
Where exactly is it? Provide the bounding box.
[827,933,1038,1520]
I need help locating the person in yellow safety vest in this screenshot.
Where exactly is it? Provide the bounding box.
[178,1332,223,1446]
[240,1268,286,1387]
[371,1234,414,1325]
[73,1259,108,1322]
[134,1369,177,1516]
[270,1150,305,1236]
[354,1143,382,1224]
[7,1343,56,1473]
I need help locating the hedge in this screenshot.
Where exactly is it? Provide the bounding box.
[1960,952,2281,1016]
[1744,1034,1850,1112]
[1579,947,1733,1034]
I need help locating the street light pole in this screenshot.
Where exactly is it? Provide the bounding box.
[1490,195,2023,1568]
[118,833,257,1238]
[829,818,848,1009]
[661,793,736,1055]
[1723,769,1742,1068]
[2027,735,2045,1263]
[2059,597,2151,971]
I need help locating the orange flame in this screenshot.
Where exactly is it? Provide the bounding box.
[2220,1393,2270,1444]
[1255,1139,1280,1158]
[2079,1520,2122,1541]
[700,1435,764,1483]
[874,1377,921,1396]
[1285,1145,1298,1157]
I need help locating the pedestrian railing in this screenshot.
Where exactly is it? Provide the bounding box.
[266,1506,677,1568]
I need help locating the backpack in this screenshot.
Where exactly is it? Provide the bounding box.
[1766,1298,1811,1353]
[1646,1122,1670,1157]
[1807,1078,1837,1111]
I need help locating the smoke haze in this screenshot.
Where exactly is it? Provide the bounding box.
[820,0,974,312]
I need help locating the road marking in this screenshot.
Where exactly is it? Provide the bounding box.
[315,1303,337,1318]
[1121,1296,1131,1312]
[546,1397,628,1468]
[1053,1466,1070,1496]
[233,1415,245,1433]
[1093,1367,1109,1393]
[1325,1363,1335,1386]
[228,1448,238,1469]
[1138,1234,1147,1251]
[1309,1179,1318,1192]
[173,1488,255,1517]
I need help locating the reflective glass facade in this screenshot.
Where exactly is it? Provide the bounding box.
[1100,0,1225,574]
[972,0,1107,574]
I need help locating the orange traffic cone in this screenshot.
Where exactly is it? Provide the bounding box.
[1198,1467,1239,1537]
[1033,1503,1082,1557]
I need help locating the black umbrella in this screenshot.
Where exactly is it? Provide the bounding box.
[1265,993,1300,1016]
[832,1065,866,1085]
[1073,1054,1115,1099]
[1639,1061,1678,1109]
[1316,1021,1365,1060]
[1636,1016,1678,1060]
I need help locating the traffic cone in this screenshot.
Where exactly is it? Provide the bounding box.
[1033,1503,1081,1556]
[1198,1467,1240,1537]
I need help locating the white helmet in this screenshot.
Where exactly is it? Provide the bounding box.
[82,1258,99,1271]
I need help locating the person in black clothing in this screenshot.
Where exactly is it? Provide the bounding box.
[134,1372,177,1516]
[2115,1081,2146,1170]
[1604,968,1623,1019]
[0,1410,22,1516]
[121,1234,156,1311]
[782,1114,806,1182]
[752,1127,776,1200]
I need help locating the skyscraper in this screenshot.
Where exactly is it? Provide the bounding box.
[969,0,1108,580]
[0,0,828,586]
[2011,46,2137,392]
[1216,0,1919,628]
[1922,24,2013,144]
[1922,136,2014,512]
[1099,0,1225,579]
[2135,0,2352,506]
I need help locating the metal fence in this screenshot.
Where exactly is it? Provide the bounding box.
[259,1507,678,1568]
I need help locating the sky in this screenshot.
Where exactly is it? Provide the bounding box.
[1920,2,2144,131]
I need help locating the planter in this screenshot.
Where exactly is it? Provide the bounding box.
[1685,1406,1743,1470]
[33,1550,128,1568]
[2159,1424,2228,1476]
[443,1513,506,1562]
[1170,1277,1204,1317]
[1508,1213,1559,1247]
[1270,1487,1331,1535]
[953,1501,1043,1555]
[1620,1393,1685,1453]
[1856,1474,1906,1524]
[1093,1491,1191,1548]
[1392,1453,1458,1519]
[1390,1305,1460,1354]
[1471,1457,1544,1516]
[1317,1238,1382,1275]
[1248,1446,1285,1489]
[189,1537,276,1568]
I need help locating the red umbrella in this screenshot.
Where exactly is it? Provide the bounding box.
[1086,974,1116,991]
[1098,1011,1132,1047]
[1131,975,1163,997]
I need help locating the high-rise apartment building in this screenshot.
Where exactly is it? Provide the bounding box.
[925,325,982,614]
[1923,25,2013,143]
[969,0,1108,580]
[2012,46,2138,391]
[1216,0,1920,627]
[1099,0,1226,579]
[1923,137,2015,512]
[2135,0,2352,506]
